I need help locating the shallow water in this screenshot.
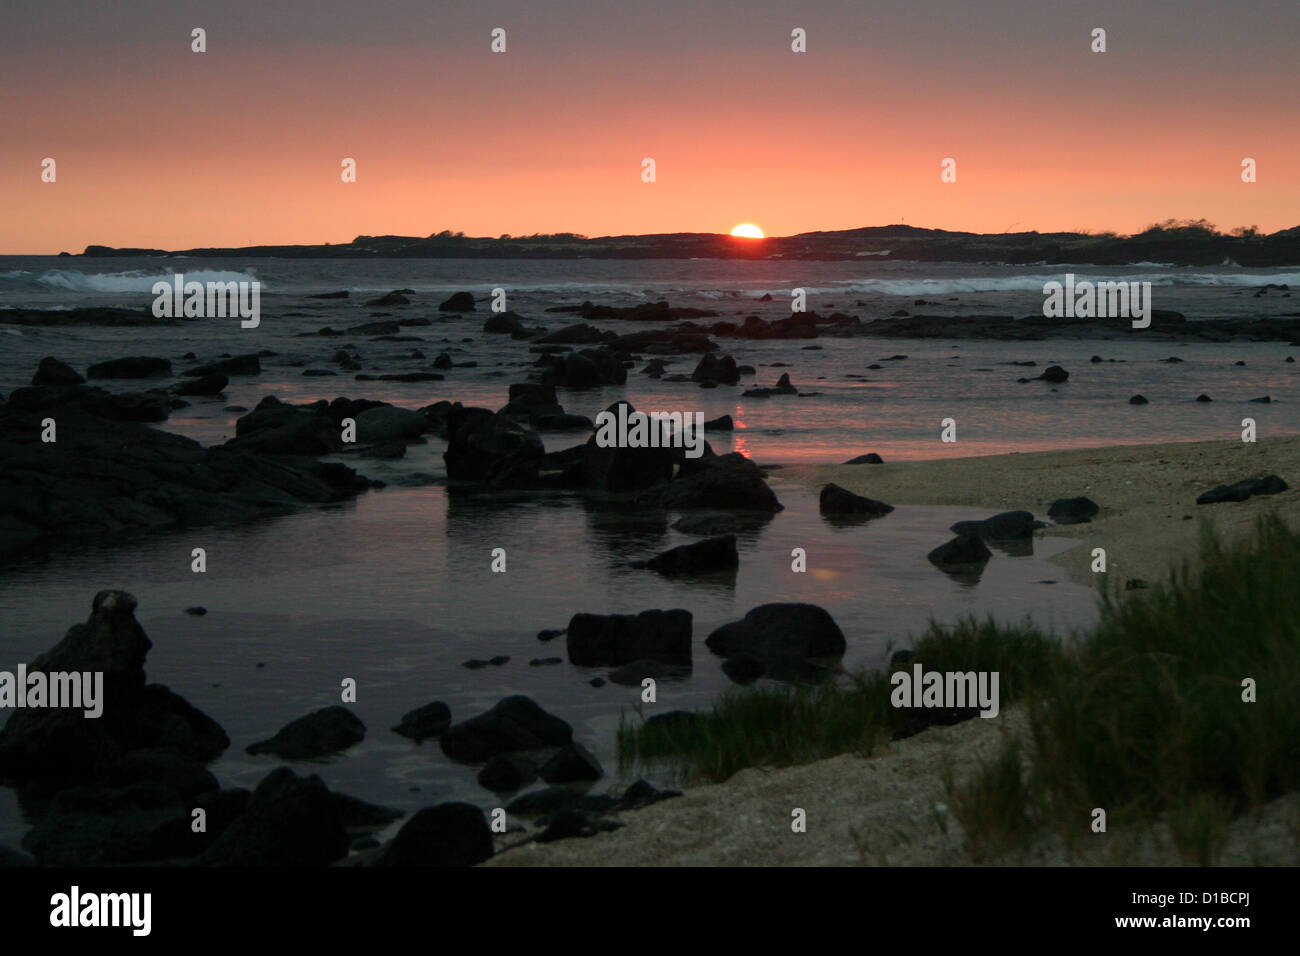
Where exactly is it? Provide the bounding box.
[0,475,1098,846]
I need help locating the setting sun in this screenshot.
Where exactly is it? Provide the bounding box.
[730,223,765,238]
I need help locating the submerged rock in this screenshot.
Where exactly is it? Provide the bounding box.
[375,803,494,866]
[198,767,349,867]
[566,609,693,667]
[927,534,992,569]
[705,603,846,660]
[439,696,573,764]
[635,535,738,576]
[246,706,366,759]
[391,701,452,742]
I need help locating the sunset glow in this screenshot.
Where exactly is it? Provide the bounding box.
[730,223,765,239]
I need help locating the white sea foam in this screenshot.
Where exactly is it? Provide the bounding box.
[9,269,263,294]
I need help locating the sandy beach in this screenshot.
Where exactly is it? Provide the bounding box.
[796,434,1300,588]
[486,435,1300,866]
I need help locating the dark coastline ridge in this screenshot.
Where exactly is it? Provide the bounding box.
[67,220,1300,266]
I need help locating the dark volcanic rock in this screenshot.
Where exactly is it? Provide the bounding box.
[534,347,628,388]
[1196,475,1289,505]
[483,311,529,334]
[1036,365,1069,383]
[703,414,734,431]
[391,701,452,742]
[539,741,604,783]
[950,510,1036,540]
[364,291,410,308]
[635,452,783,513]
[0,591,229,787]
[844,453,883,464]
[439,696,573,763]
[438,291,477,312]
[927,534,993,568]
[21,782,198,865]
[637,534,739,576]
[1047,496,1100,524]
[819,483,893,518]
[566,609,693,667]
[32,357,85,387]
[721,654,765,683]
[1130,394,1149,405]
[172,372,228,396]
[86,356,172,379]
[443,406,545,486]
[198,767,349,867]
[227,396,343,455]
[5,398,370,560]
[477,753,539,792]
[692,354,740,385]
[245,706,366,759]
[705,603,846,660]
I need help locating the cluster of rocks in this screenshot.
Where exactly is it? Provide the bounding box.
[436,391,783,511]
[0,362,379,563]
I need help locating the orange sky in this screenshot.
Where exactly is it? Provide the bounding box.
[3,5,1298,253]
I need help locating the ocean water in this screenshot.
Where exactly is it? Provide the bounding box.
[0,257,1296,848]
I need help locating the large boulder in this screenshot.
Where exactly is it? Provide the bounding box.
[374,803,494,866]
[635,535,738,576]
[635,452,782,513]
[534,348,628,388]
[228,396,343,456]
[539,741,603,784]
[0,591,229,787]
[198,768,349,866]
[392,701,452,742]
[6,385,172,423]
[443,407,545,486]
[927,534,993,568]
[21,781,199,865]
[566,609,693,667]
[32,357,84,387]
[439,696,573,764]
[483,311,529,335]
[705,603,847,660]
[1047,496,1099,524]
[691,354,740,386]
[438,291,476,312]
